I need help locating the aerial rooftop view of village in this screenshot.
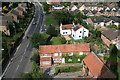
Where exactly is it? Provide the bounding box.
[0,0,120,80]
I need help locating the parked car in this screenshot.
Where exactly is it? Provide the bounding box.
[32,22,36,25]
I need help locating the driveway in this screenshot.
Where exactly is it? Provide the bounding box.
[63,35,72,41]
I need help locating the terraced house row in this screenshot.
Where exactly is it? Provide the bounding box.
[0,3,27,36]
[39,43,90,66]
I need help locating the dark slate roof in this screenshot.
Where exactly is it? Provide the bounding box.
[91,10,98,14]
[110,16,120,23]
[53,4,62,7]
[91,17,111,23]
[82,10,89,14]
[91,17,103,23]
[17,7,24,11]
[103,18,111,23]
[102,28,120,41]
[1,20,8,26]
[73,26,80,31]
[99,10,105,13]
[85,4,97,7]
[2,16,13,21]
[11,10,19,16]
[70,9,80,14]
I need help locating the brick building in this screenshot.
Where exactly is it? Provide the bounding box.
[101,28,120,47]
[39,43,90,66]
[82,52,116,78]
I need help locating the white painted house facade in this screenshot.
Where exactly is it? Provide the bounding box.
[60,23,89,40]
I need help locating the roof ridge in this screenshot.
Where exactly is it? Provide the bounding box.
[92,52,114,75]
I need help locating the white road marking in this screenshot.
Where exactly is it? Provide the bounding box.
[16,65,19,71]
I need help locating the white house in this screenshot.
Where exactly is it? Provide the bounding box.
[60,24,89,40]
[71,25,89,40]
[60,23,74,35]
[52,4,64,10]
[105,7,110,11]
[71,5,78,11]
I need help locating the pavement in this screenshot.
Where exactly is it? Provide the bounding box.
[2,2,45,78]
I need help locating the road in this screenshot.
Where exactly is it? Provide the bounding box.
[2,2,44,78]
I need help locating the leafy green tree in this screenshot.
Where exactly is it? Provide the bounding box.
[53,11,74,25]
[31,53,39,64]
[42,2,50,12]
[109,44,118,75]
[20,63,43,79]
[31,32,49,48]
[117,1,120,7]
[60,2,71,7]
[8,22,15,36]
[2,32,8,59]
[46,24,58,36]
[109,44,118,55]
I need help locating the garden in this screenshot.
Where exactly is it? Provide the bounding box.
[54,65,82,75]
[62,55,87,63]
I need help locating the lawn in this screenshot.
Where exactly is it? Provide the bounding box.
[55,65,82,75]
[45,14,58,26]
[50,37,62,45]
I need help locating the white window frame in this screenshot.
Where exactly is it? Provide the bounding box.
[68,52,73,56]
[79,52,83,55]
[54,53,58,56]
[59,53,62,56]
[42,61,50,64]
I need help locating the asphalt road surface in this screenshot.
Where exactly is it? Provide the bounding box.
[3,2,44,78]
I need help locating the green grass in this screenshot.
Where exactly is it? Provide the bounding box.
[55,65,82,75]
[45,14,58,26]
[50,37,63,45]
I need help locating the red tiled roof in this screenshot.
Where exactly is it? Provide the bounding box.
[39,43,90,54]
[62,24,74,30]
[40,57,51,61]
[83,52,116,78]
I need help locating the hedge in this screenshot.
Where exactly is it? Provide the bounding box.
[55,65,82,75]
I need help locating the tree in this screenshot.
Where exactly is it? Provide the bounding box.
[31,53,39,64]
[8,22,15,36]
[109,44,118,55]
[42,2,50,12]
[53,11,74,25]
[19,63,43,79]
[46,24,58,36]
[117,1,120,7]
[30,32,49,48]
